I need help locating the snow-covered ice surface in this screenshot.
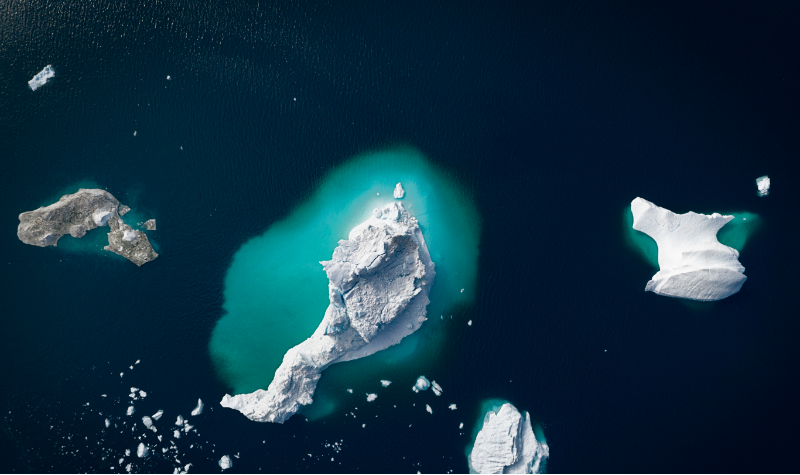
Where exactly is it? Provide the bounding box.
[28,65,54,91]
[630,197,747,301]
[469,403,549,474]
[220,202,435,423]
[756,175,770,197]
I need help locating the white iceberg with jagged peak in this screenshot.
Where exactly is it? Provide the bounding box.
[631,198,747,301]
[469,403,549,474]
[756,176,770,197]
[220,201,435,423]
[28,65,54,91]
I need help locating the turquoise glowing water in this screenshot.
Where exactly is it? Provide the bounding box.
[209,147,481,396]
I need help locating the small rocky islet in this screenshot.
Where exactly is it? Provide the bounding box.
[17,188,158,266]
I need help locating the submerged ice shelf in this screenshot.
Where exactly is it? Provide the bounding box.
[220,201,436,423]
[630,197,747,301]
[469,403,549,474]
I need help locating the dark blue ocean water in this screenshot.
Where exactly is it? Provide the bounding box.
[1,0,799,472]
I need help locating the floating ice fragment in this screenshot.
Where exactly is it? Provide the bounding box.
[158,435,162,441]
[412,376,430,393]
[431,381,443,396]
[394,183,405,199]
[133,131,137,137]
[125,449,131,456]
[136,442,149,458]
[126,406,135,416]
[166,75,171,80]
[120,373,124,378]
[366,394,377,402]
[175,415,184,426]
[105,419,110,427]
[219,455,232,470]
[347,389,353,394]
[183,423,193,433]
[139,390,147,398]
[152,410,163,420]
[131,387,139,393]
[461,288,464,293]
[459,423,464,429]
[756,175,770,197]
[28,65,54,91]
[125,463,132,473]
[191,399,204,416]
[426,404,433,414]
[467,320,472,326]
[381,380,392,387]
[173,430,181,439]
[449,404,457,410]
[142,416,155,431]
[135,360,140,364]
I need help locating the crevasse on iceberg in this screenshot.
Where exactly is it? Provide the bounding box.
[631,197,746,301]
[469,403,549,474]
[220,201,435,423]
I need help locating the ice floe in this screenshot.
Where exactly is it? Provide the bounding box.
[380,380,392,387]
[426,404,433,414]
[449,404,457,410]
[28,65,54,91]
[136,442,149,458]
[366,394,377,402]
[126,406,135,416]
[152,410,163,420]
[756,175,770,197]
[191,399,203,416]
[431,381,443,396]
[219,455,232,470]
[412,376,430,393]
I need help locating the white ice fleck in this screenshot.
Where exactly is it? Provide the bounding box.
[347,389,353,394]
[468,320,472,326]
[449,404,457,410]
[380,380,392,387]
[459,423,464,429]
[366,394,377,402]
[426,404,433,414]
[105,419,110,427]
[126,406,135,416]
[175,415,184,426]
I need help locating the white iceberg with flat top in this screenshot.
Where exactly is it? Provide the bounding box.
[28,65,54,91]
[631,197,746,301]
[756,175,770,197]
[220,201,435,423]
[469,403,549,474]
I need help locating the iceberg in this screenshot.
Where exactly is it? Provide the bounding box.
[756,175,770,197]
[412,376,430,393]
[175,415,184,426]
[219,455,232,470]
[126,406,135,416]
[630,198,747,301]
[366,394,377,402]
[426,404,432,414]
[152,410,163,421]
[136,443,149,458]
[449,404,457,410]
[431,381,443,396]
[142,416,156,432]
[191,399,204,416]
[28,65,54,91]
[380,380,392,387]
[393,183,405,199]
[469,403,549,474]
[220,202,435,423]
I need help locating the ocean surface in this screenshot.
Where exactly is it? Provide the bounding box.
[1,0,799,472]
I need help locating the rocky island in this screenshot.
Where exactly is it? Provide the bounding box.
[631,197,746,301]
[17,188,158,266]
[469,403,549,474]
[220,201,435,423]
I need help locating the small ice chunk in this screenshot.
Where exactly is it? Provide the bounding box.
[105,418,110,427]
[347,389,353,394]
[461,288,464,293]
[125,449,131,456]
[152,410,163,420]
[175,415,184,426]
[125,463,132,473]
[380,380,392,387]
[183,423,193,433]
[126,406,135,416]
[426,404,433,414]
[142,416,155,431]
[756,175,770,196]
[412,376,430,393]
[467,320,472,326]
[449,404,457,410]
[459,423,464,429]
[130,387,139,393]
[166,75,171,80]
[136,442,149,458]
[135,360,140,364]
[173,430,181,439]
[191,399,204,416]
[123,230,137,242]
[219,455,232,470]
[139,390,147,398]
[28,65,55,91]
[120,373,124,377]
[431,381,443,396]
[394,183,405,199]
[158,435,162,442]
[366,394,377,402]
[133,131,137,137]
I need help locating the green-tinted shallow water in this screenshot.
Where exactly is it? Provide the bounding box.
[210,147,481,396]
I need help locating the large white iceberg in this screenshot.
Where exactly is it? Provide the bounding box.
[756,175,770,197]
[28,65,54,91]
[220,202,435,423]
[631,198,747,301]
[469,403,549,474]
